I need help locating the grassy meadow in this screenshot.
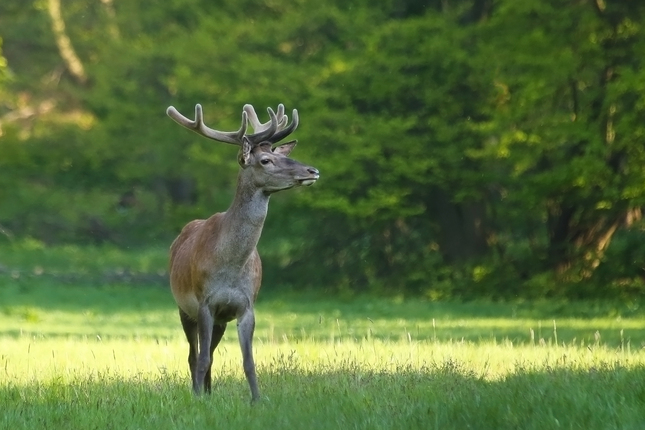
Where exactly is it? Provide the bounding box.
[1,243,645,429]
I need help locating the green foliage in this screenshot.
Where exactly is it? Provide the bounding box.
[478,0,645,273]
[0,38,7,87]
[1,0,645,298]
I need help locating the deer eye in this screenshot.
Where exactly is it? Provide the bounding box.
[260,158,271,165]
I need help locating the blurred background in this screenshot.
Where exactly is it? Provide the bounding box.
[1,0,645,300]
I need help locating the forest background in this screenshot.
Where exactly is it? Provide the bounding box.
[1,0,645,300]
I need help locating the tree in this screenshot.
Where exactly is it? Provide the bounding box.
[283,8,495,293]
[479,0,645,283]
[2,0,645,298]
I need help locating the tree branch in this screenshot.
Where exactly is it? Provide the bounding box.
[47,0,88,84]
[100,0,121,39]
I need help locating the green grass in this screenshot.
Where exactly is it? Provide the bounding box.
[2,281,645,429]
[0,239,169,277]
[1,242,645,429]
[3,338,644,430]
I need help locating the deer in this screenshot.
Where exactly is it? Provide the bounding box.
[165,102,319,402]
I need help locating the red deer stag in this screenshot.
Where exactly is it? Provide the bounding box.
[166,103,319,402]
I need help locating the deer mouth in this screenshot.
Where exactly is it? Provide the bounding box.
[298,175,319,186]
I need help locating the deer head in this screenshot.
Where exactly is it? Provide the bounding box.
[166,104,319,194]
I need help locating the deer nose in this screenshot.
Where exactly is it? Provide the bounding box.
[308,167,319,176]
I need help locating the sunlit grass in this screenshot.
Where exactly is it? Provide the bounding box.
[2,333,643,385]
[3,332,645,430]
[2,274,645,428]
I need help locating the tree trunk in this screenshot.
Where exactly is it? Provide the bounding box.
[546,203,638,277]
[47,0,87,84]
[430,187,489,263]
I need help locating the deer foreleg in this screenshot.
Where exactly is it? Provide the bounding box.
[237,309,260,402]
[194,305,214,394]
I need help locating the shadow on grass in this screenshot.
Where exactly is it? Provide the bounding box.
[4,274,645,318]
[2,364,645,430]
[259,290,645,320]
[0,276,172,313]
[2,278,645,346]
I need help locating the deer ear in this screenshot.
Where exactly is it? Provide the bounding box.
[239,137,253,166]
[272,140,297,156]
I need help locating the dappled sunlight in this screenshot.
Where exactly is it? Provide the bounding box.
[2,286,645,349]
[3,301,644,429]
[256,308,644,348]
[3,331,643,388]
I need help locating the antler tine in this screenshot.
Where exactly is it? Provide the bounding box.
[275,104,287,128]
[166,104,247,146]
[244,107,279,145]
[244,104,289,132]
[243,104,263,132]
[267,108,299,144]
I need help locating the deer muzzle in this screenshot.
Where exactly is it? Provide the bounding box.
[298,167,319,186]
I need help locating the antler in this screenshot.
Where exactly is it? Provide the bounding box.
[269,108,299,144]
[244,104,286,133]
[166,104,248,145]
[166,104,298,146]
[244,104,299,144]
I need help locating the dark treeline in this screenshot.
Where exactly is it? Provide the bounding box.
[1,0,645,299]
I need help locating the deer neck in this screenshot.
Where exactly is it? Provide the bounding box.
[217,171,269,263]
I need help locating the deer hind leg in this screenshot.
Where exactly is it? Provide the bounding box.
[237,309,260,402]
[179,308,198,391]
[204,323,227,394]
